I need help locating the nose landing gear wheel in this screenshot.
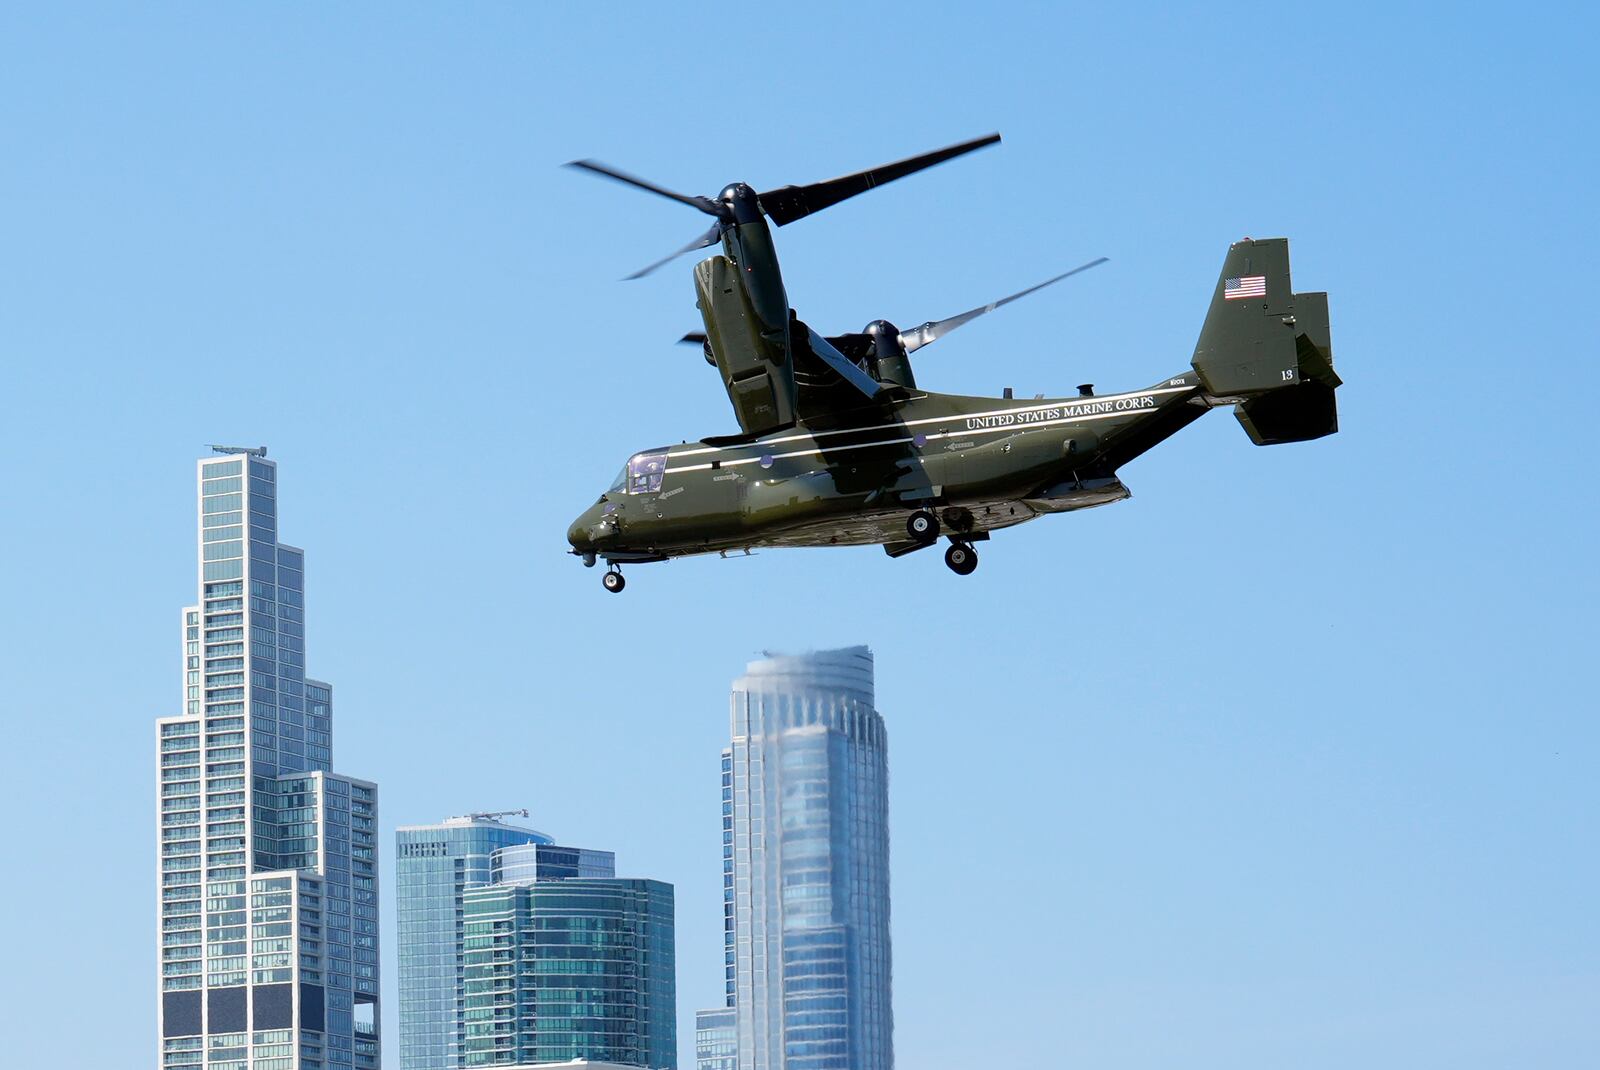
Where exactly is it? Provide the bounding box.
[944,542,978,576]
[907,509,940,542]
[602,569,626,593]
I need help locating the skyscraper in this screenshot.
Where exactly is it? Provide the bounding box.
[395,815,556,1070]
[462,871,677,1068]
[156,448,381,1070]
[726,646,894,1070]
[398,818,673,1069]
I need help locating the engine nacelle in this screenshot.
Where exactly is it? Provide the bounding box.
[864,320,917,390]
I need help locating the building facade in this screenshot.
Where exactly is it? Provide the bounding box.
[396,816,558,1070]
[728,647,894,1070]
[156,449,380,1070]
[694,1006,737,1070]
[488,1063,649,1070]
[693,744,738,1070]
[462,872,677,1069]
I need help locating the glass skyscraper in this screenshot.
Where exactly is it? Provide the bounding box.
[395,816,558,1070]
[397,818,673,1069]
[156,448,381,1070]
[461,868,677,1068]
[727,646,894,1070]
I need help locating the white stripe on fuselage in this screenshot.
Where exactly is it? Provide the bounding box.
[667,385,1192,460]
[662,388,1188,474]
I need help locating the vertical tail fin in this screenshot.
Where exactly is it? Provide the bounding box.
[1191,238,1341,445]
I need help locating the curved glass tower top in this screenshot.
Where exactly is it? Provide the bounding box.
[732,645,876,709]
[728,645,893,1070]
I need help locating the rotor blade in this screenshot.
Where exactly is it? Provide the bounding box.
[757,133,1001,226]
[624,222,724,281]
[804,327,886,399]
[565,159,722,217]
[678,332,708,346]
[899,257,1109,353]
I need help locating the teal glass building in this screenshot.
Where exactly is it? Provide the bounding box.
[461,873,677,1068]
[156,449,381,1070]
[395,816,556,1070]
[728,647,894,1070]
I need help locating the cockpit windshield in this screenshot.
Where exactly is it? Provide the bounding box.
[626,449,668,495]
[607,467,627,494]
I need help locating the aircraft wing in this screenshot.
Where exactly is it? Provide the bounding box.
[800,326,886,399]
[777,320,891,427]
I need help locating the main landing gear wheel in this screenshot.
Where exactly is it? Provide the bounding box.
[907,509,940,542]
[944,542,978,576]
[601,569,626,593]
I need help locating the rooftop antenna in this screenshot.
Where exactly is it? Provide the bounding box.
[466,809,530,822]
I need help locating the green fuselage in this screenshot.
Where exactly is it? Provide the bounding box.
[567,371,1209,562]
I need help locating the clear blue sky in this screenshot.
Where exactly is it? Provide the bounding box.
[2,4,1595,1067]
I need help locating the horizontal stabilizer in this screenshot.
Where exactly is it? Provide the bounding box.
[1235,380,1338,444]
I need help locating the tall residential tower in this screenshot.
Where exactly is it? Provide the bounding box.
[156,449,381,1070]
[726,646,894,1070]
[395,815,554,1070]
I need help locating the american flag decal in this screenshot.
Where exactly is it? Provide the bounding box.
[1225,275,1267,300]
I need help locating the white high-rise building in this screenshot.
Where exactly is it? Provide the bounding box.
[156,448,380,1070]
[727,646,894,1070]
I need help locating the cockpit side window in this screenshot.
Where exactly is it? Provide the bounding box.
[626,449,669,495]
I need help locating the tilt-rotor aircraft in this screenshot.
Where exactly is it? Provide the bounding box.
[565,134,1340,593]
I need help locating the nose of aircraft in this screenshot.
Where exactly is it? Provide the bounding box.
[567,501,609,550]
